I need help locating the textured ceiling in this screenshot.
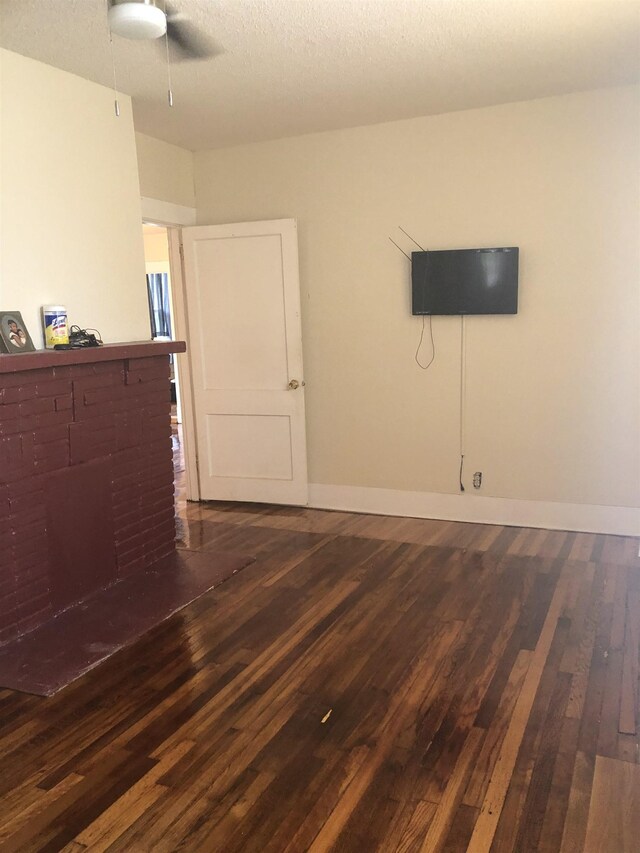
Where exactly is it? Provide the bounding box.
[1,0,639,151]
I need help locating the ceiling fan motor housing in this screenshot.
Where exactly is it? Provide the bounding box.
[108,0,167,40]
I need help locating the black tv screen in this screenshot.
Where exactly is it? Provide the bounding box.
[411,247,519,315]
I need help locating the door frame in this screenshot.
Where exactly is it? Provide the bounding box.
[141,197,200,501]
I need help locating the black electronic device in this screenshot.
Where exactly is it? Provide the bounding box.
[54,326,103,350]
[411,247,519,315]
[69,327,101,347]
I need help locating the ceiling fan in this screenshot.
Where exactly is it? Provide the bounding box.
[107,0,221,61]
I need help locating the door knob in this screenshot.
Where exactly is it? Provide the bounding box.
[288,379,300,390]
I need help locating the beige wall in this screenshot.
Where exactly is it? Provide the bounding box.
[136,132,195,208]
[143,227,170,263]
[194,85,640,509]
[0,49,150,346]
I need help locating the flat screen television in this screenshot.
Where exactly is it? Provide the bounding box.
[411,247,519,315]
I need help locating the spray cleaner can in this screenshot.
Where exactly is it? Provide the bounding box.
[41,305,69,348]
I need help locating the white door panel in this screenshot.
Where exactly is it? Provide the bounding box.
[205,414,293,480]
[182,219,308,505]
[194,234,289,390]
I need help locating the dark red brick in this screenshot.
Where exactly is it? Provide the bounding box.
[19,397,56,417]
[1,386,35,404]
[54,395,73,412]
[35,379,73,397]
[4,410,71,436]
[1,367,52,388]
[0,403,21,422]
[33,424,70,446]
[34,450,70,474]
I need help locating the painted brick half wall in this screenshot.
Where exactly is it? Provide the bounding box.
[0,349,179,646]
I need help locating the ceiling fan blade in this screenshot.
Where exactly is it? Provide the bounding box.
[164,9,223,61]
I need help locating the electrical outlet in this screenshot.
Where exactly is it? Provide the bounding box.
[473,472,482,489]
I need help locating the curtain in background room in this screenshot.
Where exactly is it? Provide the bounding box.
[146,272,172,338]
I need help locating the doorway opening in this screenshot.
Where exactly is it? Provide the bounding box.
[142,223,186,510]
[139,214,307,509]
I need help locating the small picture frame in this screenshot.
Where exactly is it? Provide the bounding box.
[0,312,36,353]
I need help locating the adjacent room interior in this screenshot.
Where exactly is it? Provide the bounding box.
[0,1,639,850]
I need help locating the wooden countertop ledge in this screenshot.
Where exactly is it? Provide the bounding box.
[0,341,186,374]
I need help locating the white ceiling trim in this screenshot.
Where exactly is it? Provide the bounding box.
[141,197,196,226]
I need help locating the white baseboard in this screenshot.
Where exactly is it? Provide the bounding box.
[308,483,640,536]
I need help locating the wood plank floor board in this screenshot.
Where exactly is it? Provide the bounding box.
[622,536,640,566]
[618,589,640,736]
[582,755,640,852]
[329,757,407,853]
[509,669,573,853]
[1,490,639,851]
[589,535,608,563]
[568,533,597,563]
[419,726,484,852]
[488,611,572,853]
[536,716,582,853]
[560,563,597,675]
[565,564,607,723]
[442,803,479,852]
[559,749,596,853]
[463,649,532,809]
[473,573,539,729]
[597,645,625,757]
[576,596,615,758]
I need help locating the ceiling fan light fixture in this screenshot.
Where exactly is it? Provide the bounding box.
[108,1,167,41]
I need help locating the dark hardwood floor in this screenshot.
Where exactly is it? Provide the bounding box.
[0,448,639,850]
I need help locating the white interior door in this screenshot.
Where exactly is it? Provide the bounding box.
[182,219,308,505]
